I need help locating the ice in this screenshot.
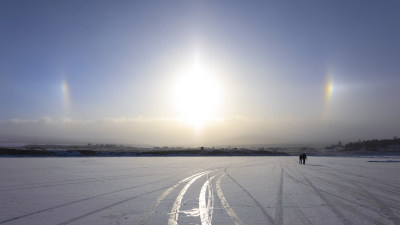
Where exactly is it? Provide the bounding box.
[0,156,400,225]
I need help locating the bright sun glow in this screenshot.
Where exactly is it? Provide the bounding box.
[173,64,222,128]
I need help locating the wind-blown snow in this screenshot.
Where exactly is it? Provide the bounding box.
[0,156,399,225]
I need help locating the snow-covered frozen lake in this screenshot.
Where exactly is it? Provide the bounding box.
[1,156,400,225]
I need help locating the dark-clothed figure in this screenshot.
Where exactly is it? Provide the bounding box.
[302,153,307,164]
[299,154,302,164]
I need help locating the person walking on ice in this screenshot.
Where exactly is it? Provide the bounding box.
[302,153,307,164]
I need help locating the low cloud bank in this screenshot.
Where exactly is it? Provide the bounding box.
[0,116,398,147]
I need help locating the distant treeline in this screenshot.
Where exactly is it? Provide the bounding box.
[0,148,289,157]
[344,137,400,151]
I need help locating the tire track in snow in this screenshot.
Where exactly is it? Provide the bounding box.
[318,164,400,190]
[297,165,400,224]
[215,173,244,225]
[283,168,388,225]
[294,163,400,217]
[168,172,208,225]
[349,183,400,225]
[275,168,284,225]
[0,173,166,192]
[281,191,314,225]
[279,160,314,225]
[0,177,172,225]
[321,191,387,225]
[0,175,132,191]
[303,177,355,225]
[226,173,275,225]
[57,185,173,225]
[305,164,400,199]
[139,171,209,225]
[199,172,221,225]
[285,165,367,225]
[287,160,400,224]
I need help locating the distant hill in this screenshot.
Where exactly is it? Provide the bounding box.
[344,137,400,150]
[338,137,400,155]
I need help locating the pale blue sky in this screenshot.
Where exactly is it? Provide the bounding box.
[1,1,399,146]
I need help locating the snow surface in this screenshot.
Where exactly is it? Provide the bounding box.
[0,156,400,225]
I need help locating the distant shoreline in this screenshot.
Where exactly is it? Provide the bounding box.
[0,147,289,157]
[1,146,400,157]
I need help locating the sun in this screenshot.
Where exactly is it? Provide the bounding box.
[173,65,222,128]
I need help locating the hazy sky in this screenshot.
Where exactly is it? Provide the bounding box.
[1,1,400,146]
